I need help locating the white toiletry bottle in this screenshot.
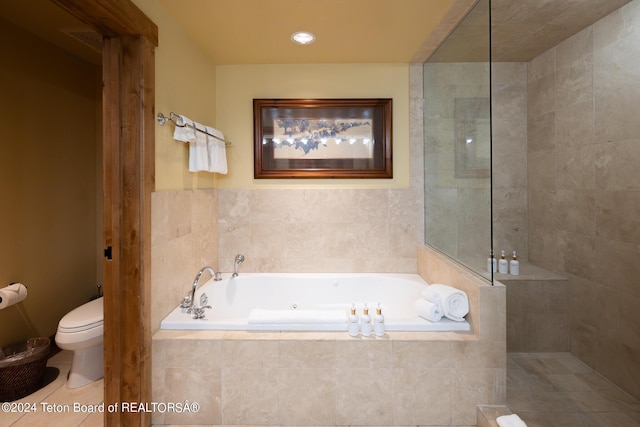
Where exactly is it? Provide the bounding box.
[361,304,372,337]
[374,303,385,337]
[510,250,520,276]
[498,250,509,274]
[348,303,360,337]
[487,249,497,273]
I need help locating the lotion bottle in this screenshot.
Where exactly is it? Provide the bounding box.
[374,303,385,337]
[498,250,509,274]
[348,303,360,337]
[487,249,497,273]
[361,303,372,337]
[510,251,520,276]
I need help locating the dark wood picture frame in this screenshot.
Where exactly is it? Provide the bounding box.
[254,98,393,178]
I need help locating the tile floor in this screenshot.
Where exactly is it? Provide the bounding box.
[508,353,640,427]
[5,351,640,426]
[4,351,103,426]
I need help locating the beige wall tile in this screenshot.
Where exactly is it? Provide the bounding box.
[164,367,222,425]
[392,368,452,425]
[555,100,595,148]
[555,190,596,235]
[557,27,593,68]
[596,191,640,244]
[278,340,336,369]
[221,339,280,368]
[220,368,279,425]
[451,368,506,425]
[595,139,640,191]
[151,190,218,333]
[277,368,337,425]
[527,111,556,152]
[336,339,393,368]
[335,368,394,425]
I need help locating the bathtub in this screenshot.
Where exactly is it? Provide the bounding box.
[160,273,470,332]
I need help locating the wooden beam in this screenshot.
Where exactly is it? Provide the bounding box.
[48,1,156,425]
[102,34,155,426]
[50,0,158,46]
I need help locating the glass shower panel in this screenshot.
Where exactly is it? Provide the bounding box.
[423,0,492,281]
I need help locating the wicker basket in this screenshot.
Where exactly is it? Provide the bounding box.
[0,337,50,402]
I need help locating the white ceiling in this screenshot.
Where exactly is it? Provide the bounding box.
[0,0,633,65]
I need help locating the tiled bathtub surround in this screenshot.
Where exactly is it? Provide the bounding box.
[527,0,640,400]
[215,66,426,276]
[152,245,506,426]
[216,187,422,274]
[151,190,218,333]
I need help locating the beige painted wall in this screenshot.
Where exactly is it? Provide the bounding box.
[133,0,219,191]
[215,65,423,273]
[0,18,99,347]
[215,63,410,189]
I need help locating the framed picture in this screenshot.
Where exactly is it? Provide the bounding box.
[253,98,392,178]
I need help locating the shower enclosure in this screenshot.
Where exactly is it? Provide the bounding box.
[423,0,493,281]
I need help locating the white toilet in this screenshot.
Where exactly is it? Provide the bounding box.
[55,296,104,388]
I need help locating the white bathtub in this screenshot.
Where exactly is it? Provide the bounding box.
[160,273,470,332]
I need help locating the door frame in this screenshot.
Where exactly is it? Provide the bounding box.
[50,1,157,425]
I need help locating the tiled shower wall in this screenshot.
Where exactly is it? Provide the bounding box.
[491,63,528,260]
[423,62,496,271]
[527,0,640,400]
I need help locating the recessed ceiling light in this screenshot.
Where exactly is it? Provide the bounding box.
[291,31,316,45]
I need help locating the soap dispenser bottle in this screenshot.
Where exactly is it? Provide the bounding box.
[487,249,497,273]
[374,303,385,337]
[348,303,360,337]
[361,303,372,337]
[510,251,520,276]
[498,250,509,274]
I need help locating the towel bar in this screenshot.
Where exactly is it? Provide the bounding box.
[157,112,232,146]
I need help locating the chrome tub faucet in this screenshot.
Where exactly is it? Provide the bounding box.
[180,266,221,318]
[232,254,245,277]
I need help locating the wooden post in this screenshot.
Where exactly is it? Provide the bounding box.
[49,1,157,425]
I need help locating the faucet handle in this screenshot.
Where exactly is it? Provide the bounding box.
[191,305,212,319]
[199,293,209,307]
[180,293,192,309]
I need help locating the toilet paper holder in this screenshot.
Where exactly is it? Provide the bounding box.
[0,283,28,309]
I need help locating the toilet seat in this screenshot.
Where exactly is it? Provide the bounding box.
[58,297,103,331]
[55,297,104,350]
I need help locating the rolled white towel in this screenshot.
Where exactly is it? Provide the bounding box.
[422,284,469,322]
[414,299,443,322]
[248,309,346,324]
[497,414,527,427]
[421,286,442,306]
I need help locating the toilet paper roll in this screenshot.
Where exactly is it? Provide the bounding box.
[0,283,28,309]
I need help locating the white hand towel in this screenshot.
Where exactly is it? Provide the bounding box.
[248,309,346,324]
[188,122,210,172]
[496,414,527,427]
[422,284,469,321]
[172,114,197,143]
[205,126,228,174]
[414,299,443,322]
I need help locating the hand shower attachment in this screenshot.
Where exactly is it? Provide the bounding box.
[232,254,245,277]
